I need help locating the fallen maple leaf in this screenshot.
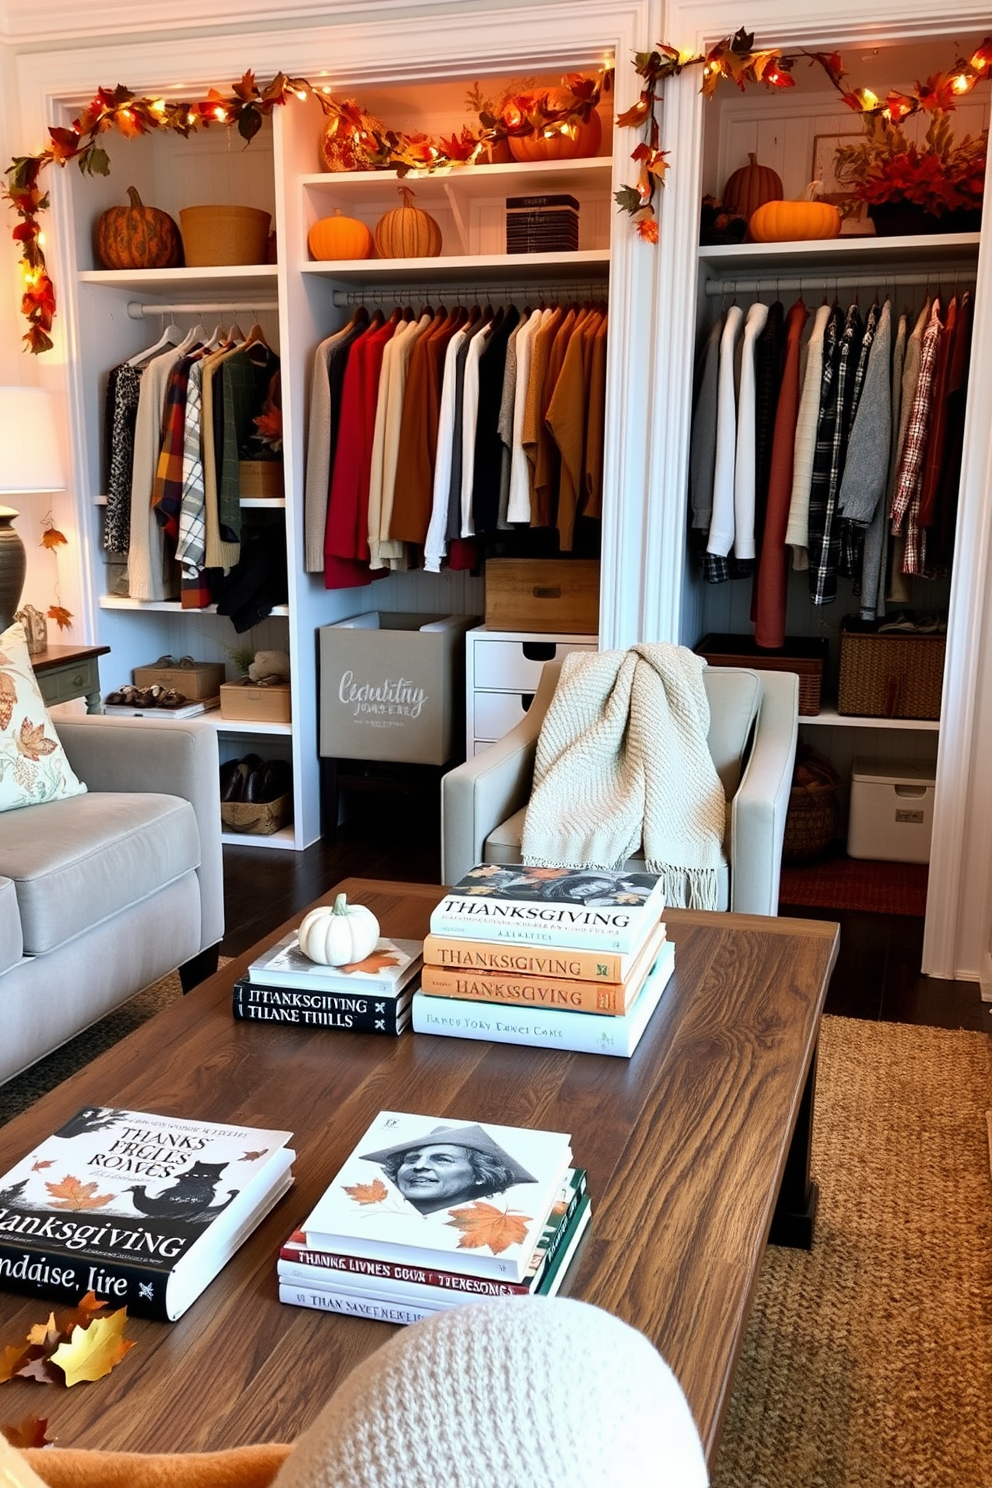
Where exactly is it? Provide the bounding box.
[0,1345,31,1385]
[445,1201,532,1255]
[1,1414,52,1448]
[44,1175,115,1211]
[30,1161,54,1172]
[343,1178,389,1206]
[50,1311,135,1388]
[25,1316,59,1350]
[338,950,401,974]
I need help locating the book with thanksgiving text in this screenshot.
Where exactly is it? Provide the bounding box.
[0,1106,294,1321]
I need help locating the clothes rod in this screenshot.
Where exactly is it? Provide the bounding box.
[330,283,608,306]
[704,271,976,296]
[127,300,279,319]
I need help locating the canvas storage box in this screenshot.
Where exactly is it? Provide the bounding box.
[694,634,828,717]
[484,559,600,635]
[219,680,292,723]
[319,613,476,765]
[838,620,945,719]
[847,758,936,864]
[132,660,226,700]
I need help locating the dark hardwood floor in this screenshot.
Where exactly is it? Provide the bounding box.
[220,805,991,1034]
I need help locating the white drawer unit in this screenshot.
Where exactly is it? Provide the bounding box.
[465,624,598,756]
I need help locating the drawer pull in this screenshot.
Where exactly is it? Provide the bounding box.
[532,585,562,599]
[522,641,557,662]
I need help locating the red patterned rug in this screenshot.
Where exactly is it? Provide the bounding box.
[779,850,929,917]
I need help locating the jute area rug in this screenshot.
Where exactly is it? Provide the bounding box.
[1,987,990,1484]
[712,1015,992,1488]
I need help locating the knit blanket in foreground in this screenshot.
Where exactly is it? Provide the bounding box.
[520,643,726,910]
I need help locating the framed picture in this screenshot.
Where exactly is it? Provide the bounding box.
[811,132,874,235]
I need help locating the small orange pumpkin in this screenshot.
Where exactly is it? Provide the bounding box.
[749,184,842,243]
[307,209,374,261]
[95,186,182,270]
[373,186,442,259]
[722,154,784,222]
[507,88,603,163]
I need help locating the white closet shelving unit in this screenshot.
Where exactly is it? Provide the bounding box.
[649,6,992,981]
[33,3,650,852]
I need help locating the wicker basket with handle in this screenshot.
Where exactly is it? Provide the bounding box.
[783,747,842,863]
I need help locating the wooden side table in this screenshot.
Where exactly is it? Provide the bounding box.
[31,642,110,714]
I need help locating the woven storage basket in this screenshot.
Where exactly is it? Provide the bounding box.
[837,622,945,719]
[783,748,842,863]
[221,793,292,836]
[179,205,271,267]
[694,633,827,716]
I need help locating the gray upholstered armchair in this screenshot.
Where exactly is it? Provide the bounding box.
[441,661,799,915]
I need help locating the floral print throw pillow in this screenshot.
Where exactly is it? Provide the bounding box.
[0,621,86,811]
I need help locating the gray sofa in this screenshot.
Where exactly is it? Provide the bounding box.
[442,661,799,915]
[0,715,225,1087]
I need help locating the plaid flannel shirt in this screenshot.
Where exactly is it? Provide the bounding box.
[807,303,873,605]
[891,300,943,577]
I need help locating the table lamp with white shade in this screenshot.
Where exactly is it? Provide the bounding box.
[0,387,67,629]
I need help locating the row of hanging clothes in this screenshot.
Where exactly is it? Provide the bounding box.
[688,280,973,650]
[102,317,283,620]
[303,290,608,591]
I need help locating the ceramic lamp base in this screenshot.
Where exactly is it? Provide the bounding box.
[0,507,26,631]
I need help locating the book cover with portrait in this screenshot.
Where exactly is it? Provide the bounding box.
[298,1110,572,1281]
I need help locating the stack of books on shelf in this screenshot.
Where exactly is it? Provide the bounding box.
[279,1109,588,1325]
[412,865,673,1057]
[505,193,580,253]
[0,1106,295,1321]
[235,930,423,1035]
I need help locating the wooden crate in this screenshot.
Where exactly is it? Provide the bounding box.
[484,559,600,634]
[694,633,827,717]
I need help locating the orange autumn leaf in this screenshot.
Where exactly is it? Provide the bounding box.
[242,1149,269,1162]
[338,950,401,974]
[39,526,67,550]
[0,1344,32,1384]
[25,1315,60,1350]
[445,1200,532,1255]
[343,1177,389,1206]
[50,1310,135,1388]
[47,606,73,631]
[44,1174,115,1211]
[0,1413,52,1448]
[31,1160,55,1171]
[16,719,57,762]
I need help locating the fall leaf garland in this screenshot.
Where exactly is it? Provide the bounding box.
[5,37,991,353]
[613,27,992,238]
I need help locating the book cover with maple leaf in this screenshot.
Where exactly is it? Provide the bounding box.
[0,1107,295,1322]
[248,932,423,995]
[297,1109,572,1282]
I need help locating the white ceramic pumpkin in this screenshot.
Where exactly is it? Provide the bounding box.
[297,894,380,965]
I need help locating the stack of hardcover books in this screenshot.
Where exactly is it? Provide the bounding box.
[412,865,672,1057]
[234,931,423,1036]
[505,193,580,253]
[0,1105,295,1320]
[278,1109,588,1325]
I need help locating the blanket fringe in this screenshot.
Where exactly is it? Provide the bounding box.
[645,863,720,912]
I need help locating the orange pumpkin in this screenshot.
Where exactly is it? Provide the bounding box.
[307,210,374,261]
[318,107,386,173]
[95,186,182,270]
[722,154,783,221]
[507,89,603,163]
[373,187,442,259]
[749,192,842,243]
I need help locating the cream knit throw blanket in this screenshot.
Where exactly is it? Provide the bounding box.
[521,643,726,909]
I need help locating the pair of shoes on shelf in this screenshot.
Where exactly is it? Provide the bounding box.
[105,683,190,709]
[219,754,291,804]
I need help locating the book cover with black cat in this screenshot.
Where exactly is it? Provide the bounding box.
[0,1106,295,1320]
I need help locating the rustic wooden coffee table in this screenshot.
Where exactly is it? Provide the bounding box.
[0,879,838,1470]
